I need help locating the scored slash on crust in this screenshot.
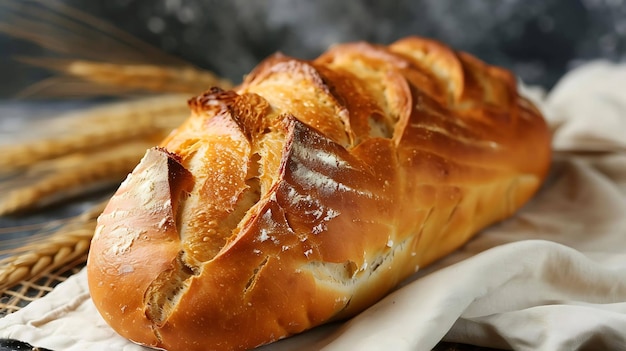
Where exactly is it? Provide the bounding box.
[87,36,551,351]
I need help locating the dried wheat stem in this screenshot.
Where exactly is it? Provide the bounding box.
[1,0,194,67]
[0,142,151,215]
[16,58,233,95]
[65,60,233,93]
[0,125,154,169]
[0,94,189,170]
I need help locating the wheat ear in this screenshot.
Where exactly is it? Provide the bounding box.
[0,125,155,170]
[0,142,155,215]
[0,94,189,170]
[17,58,233,96]
[0,201,105,290]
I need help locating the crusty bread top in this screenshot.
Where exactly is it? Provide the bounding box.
[87,36,551,351]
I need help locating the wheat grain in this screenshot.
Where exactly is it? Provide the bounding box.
[0,94,189,170]
[66,61,233,93]
[17,58,233,95]
[0,253,87,315]
[0,201,105,290]
[0,233,92,290]
[0,129,149,169]
[0,142,152,215]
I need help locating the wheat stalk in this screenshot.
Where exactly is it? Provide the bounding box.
[0,201,105,290]
[0,1,233,98]
[0,126,153,170]
[64,61,233,93]
[0,94,189,170]
[0,0,191,66]
[0,142,155,215]
[16,58,233,96]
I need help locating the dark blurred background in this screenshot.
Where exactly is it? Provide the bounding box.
[0,0,625,98]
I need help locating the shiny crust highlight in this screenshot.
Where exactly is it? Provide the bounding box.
[87,36,551,351]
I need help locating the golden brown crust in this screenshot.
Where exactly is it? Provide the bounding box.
[87,36,551,351]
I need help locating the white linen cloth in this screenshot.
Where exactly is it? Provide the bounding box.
[1,61,626,351]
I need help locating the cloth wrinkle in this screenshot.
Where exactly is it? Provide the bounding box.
[27,291,91,328]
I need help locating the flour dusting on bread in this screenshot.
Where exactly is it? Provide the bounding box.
[87,36,551,351]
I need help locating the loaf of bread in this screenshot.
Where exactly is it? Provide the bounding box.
[87,36,551,351]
